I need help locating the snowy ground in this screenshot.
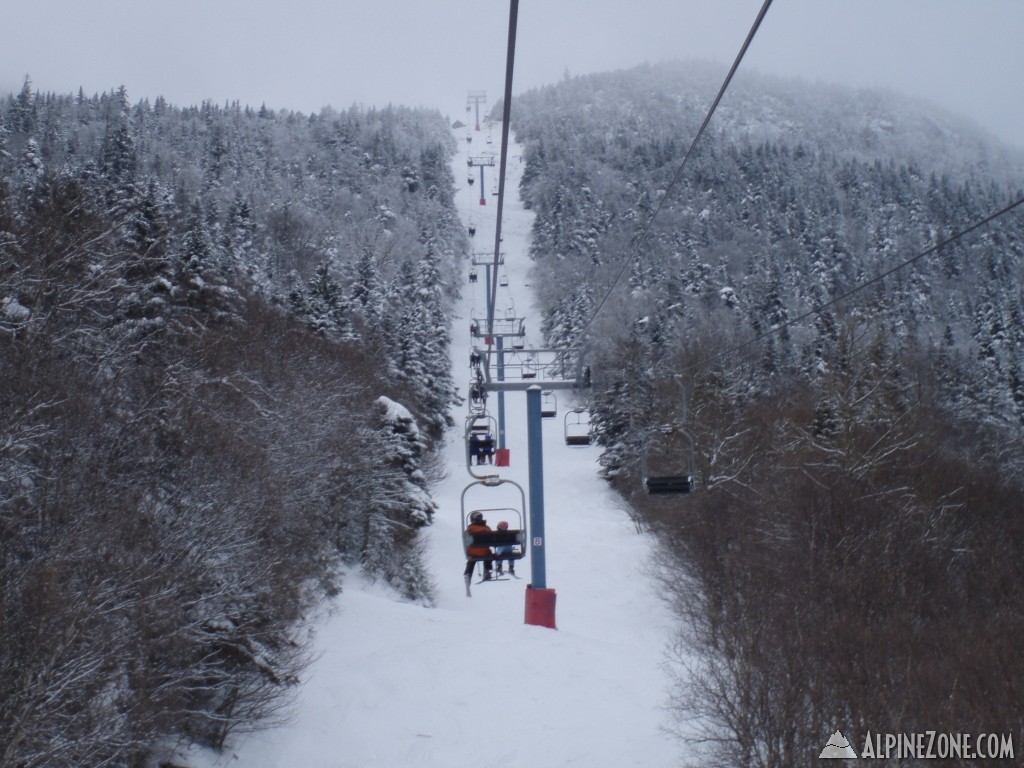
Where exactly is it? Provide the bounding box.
[181,116,682,768]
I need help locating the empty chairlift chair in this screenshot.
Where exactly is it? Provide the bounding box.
[541,391,557,419]
[641,376,696,494]
[564,407,592,446]
[641,425,695,494]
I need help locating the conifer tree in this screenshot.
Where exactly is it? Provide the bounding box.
[360,397,437,603]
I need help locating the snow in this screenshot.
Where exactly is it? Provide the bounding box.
[180,115,682,768]
[2,296,30,321]
[376,395,419,435]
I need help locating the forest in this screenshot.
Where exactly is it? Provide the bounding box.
[4,56,1024,767]
[510,61,1024,766]
[0,80,463,765]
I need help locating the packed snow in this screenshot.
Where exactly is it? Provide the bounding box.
[180,112,682,768]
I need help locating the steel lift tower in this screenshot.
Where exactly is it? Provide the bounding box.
[467,155,495,206]
[466,90,487,131]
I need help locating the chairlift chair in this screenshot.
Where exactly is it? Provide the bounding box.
[641,426,695,494]
[640,377,696,494]
[468,377,487,417]
[462,509,526,563]
[541,391,557,419]
[499,274,509,287]
[466,412,495,434]
[465,413,498,478]
[461,478,527,566]
[564,407,592,446]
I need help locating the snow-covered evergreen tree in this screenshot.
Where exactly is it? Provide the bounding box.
[360,396,437,603]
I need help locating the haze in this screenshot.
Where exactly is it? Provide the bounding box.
[1,0,1021,148]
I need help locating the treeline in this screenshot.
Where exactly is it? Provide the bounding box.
[511,63,1024,765]
[0,81,462,765]
[653,341,1024,767]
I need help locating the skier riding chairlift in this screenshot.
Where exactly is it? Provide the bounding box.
[493,521,517,576]
[464,511,493,591]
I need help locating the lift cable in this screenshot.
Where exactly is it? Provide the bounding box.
[486,0,520,339]
[678,193,1024,375]
[564,0,774,351]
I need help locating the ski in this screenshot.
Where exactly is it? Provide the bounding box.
[475,576,510,584]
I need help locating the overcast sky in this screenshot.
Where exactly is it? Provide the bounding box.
[2,0,1021,148]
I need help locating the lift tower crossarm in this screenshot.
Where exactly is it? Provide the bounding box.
[472,251,504,266]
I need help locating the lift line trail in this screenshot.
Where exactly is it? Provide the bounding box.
[179,113,683,768]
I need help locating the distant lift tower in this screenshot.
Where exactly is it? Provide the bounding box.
[467,155,495,206]
[466,90,486,131]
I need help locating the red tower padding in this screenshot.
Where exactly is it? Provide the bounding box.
[495,448,510,467]
[524,585,557,629]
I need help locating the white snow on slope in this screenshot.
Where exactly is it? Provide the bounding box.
[181,114,682,768]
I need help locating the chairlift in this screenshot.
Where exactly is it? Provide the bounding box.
[466,412,495,434]
[521,359,537,379]
[465,413,498,478]
[467,175,475,186]
[462,506,526,563]
[468,376,487,415]
[502,349,531,380]
[499,273,509,287]
[641,377,695,495]
[461,478,528,591]
[469,268,478,283]
[541,391,557,419]
[642,427,695,494]
[564,407,592,446]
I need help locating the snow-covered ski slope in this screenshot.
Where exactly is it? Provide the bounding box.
[183,115,681,768]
